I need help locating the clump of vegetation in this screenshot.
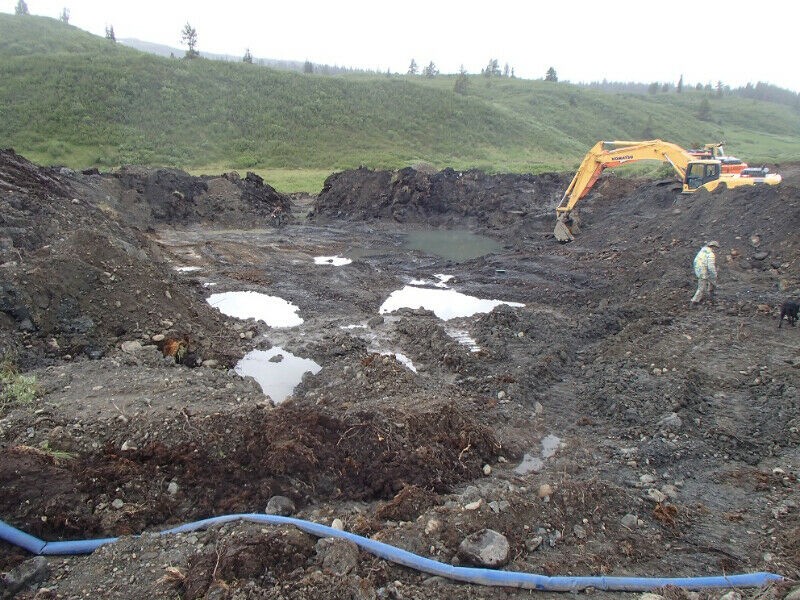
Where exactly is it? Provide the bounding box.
[0,357,37,411]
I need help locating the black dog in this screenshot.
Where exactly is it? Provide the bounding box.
[779,300,799,328]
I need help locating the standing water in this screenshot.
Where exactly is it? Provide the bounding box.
[404,230,502,262]
[206,291,303,327]
[235,347,322,403]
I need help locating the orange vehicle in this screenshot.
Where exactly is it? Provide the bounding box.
[687,143,747,175]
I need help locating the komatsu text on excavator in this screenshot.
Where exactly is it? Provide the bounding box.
[553,140,782,242]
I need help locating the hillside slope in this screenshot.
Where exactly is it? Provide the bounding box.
[2,13,800,181]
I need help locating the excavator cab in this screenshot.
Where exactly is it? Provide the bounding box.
[684,161,720,191]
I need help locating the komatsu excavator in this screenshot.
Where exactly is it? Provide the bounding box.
[553,139,782,242]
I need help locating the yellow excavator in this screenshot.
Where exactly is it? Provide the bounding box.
[553,139,782,242]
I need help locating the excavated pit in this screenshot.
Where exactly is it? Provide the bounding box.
[1,151,799,599]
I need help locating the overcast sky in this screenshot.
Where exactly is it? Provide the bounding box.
[3,0,799,92]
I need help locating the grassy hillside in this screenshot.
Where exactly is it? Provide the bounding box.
[2,14,800,192]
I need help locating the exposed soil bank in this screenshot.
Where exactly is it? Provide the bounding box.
[1,151,799,599]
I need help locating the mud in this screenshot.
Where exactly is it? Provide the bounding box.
[1,150,799,599]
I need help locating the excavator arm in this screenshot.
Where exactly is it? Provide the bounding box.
[553,140,695,242]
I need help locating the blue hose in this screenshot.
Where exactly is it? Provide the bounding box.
[0,515,783,592]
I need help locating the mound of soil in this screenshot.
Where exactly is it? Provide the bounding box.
[1,152,800,600]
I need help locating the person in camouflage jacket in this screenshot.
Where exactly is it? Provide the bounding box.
[691,240,719,305]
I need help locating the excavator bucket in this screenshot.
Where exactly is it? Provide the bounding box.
[553,218,575,243]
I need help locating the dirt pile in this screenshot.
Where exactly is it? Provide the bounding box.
[310,166,565,234]
[1,152,800,599]
[0,150,291,368]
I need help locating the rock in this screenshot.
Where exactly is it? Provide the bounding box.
[639,594,665,600]
[331,518,344,530]
[202,359,219,368]
[151,334,165,342]
[573,524,587,539]
[464,499,483,511]
[269,354,284,363]
[315,537,359,576]
[488,500,509,514]
[639,473,656,485]
[645,488,667,503]
[661,484,678,500]
[656,412,682,430]
[121,340,143,353]
[621,514,640,528]
[265,495,296,516]
[457,529,510,568]
[482,464,492,476]
[537,483,553,498]
[0,556,48,597]
[525,536,543,552]
[47,426,77,452]
[167,481,179,496]
[111,498,124,509]
[424,519,441,535]
[718,592,741,600]
[533,402,544,415]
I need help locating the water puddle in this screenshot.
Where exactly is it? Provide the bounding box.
[206,291,303,327]
[514,434,564,475]
[379,286,524,321]
[344,230,500,262]
[383,351,417,373]
[235,347,322,403]
[404,230,502,262]
[445,327,481,352]
[314,255,352,266]
[409,274,454,288]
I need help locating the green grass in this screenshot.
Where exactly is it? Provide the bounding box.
[2,13,800,192]
[0,358,37,412]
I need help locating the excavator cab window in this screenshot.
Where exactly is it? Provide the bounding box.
[685,162,720,190]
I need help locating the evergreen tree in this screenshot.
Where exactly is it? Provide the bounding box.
[59,7,69,23]
[677,74,683,93]
[14,0,29,15]
[422,61,438,78]
[105,25,116,42]
[648,81,660,94]
[181,23,199,59]
[407,59,418,75]
[545,67,558,82]
[503,63,510,77]
[243,48,253,63]
[303,60,314,74]
[642,115,655,139]
[485,59,500,77]
[697,97,712,121]
[454,65,468,95]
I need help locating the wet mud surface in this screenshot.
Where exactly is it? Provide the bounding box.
[1,150,799,599]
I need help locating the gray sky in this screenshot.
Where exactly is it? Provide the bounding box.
[3,0,800,92]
